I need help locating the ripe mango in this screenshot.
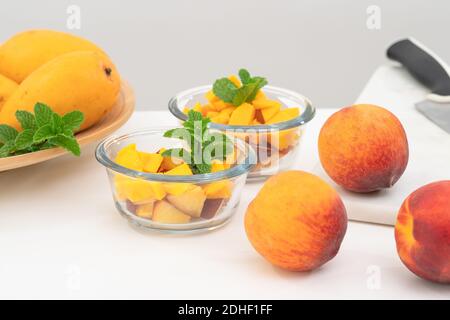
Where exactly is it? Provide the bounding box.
[229,103,255,125]
[0,74,18,110]
[0,51,120,132]
[0,30,106,83]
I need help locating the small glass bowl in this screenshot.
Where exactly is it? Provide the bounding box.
[96,128,256,233]
[168,85,315,180]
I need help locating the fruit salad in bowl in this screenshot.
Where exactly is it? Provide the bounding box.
[96,111,256,233]
[168,69,315,180]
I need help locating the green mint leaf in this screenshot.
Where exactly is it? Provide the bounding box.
[212,78,237,103]
[0,141,15,158]
[33,124,56,143]
[34,103,54,127]
[51,113,64,133]
[187,110,203,122]
[0,125,19,144]
[48,134,81,156]
[62,111,84,131]
[15,129,35,150]
[15,110,36,130]
[238,69,252,85]
[232,83,257,106]
[247,76,268,101]
[193,163,212,174]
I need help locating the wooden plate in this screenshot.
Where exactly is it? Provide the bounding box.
[0,80,135,172]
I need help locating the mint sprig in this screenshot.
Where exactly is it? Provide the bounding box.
[162,110,233,174]
[212,68,268,106]
[0,103,84,158]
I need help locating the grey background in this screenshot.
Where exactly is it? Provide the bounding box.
[1,0,449,110]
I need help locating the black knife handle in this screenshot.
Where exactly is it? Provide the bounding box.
[387,39,450,97]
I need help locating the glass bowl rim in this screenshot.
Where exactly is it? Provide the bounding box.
[95,128,257,183]
[168,85,315,131]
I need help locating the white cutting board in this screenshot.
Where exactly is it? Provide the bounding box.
[308,65,450,226]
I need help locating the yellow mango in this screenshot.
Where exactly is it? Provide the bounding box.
[220,107,235,117]
[211,114,230,124]
[0,74,18,110]
[165,163,193,175]
[0,51,120,132]
[206,111,219,118]
[115,177,166,203]
[211,99,230,112]
[211,161,231,173]
[269,128,300,151]
[163,182,195,196]
[115,144,143,171]
[0,30,106,83]
[266,107,300,124]
[205,90,219,104]
[229,103,255,125]
[255,90,267,100]
[252,99,281,110]
[203,180,233,199]
[158,148,181,172]
[139,152,163,173]
[193,102,203,114]
[228,75,241,87]
[261,105,281,123]
[182,106,190,115]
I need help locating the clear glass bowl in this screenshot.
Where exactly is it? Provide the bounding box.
[96,128,256,233]
[168,85,315,180]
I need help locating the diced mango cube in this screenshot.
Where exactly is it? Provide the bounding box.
[261,105,281,123]
[211,160,231,173]
[266,107,300,124]
[255,90,267,100]
[183,106,190,115]
[115,144,143,171]
[252,99,282,110]
[193,102,203,113]
[229,103,255,125]
[211,114,230,124]
[152,200,192,224]
[205,90,219,104]
[220,107,235,117]
[203,180,233,199]
[211,99,229,111]
[165,163,193,175]
[139,152,163,173]
[206,111,219,118]
[166,186,206,218]
[158,148,182,172]
[115,177,166,203]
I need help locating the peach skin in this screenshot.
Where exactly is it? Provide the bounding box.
[245,170,348,271]
[395,181,450,284]
[318,104,409,193]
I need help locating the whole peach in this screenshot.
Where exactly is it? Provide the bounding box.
[395,181,450,283]
[318,104,409,193]
[245,170,348,271]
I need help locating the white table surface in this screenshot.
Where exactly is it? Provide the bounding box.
[1,68,449,299]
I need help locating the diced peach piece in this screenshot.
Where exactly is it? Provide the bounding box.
[139,152,163,173]
[228,75,241,87]
[163,182,195,196]
[166,186,206,218]
[266,107,300,124]
[203,180,233,199]
[229,103,255,125]
[136,201,155,219]
[165,163,193,175]
[201,199,224,219]
[115,144,143,171]
[261,105,281,123]
[252,99,281,110]
[152,200,192,224]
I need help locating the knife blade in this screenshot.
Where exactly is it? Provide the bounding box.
[387,38,450,134]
